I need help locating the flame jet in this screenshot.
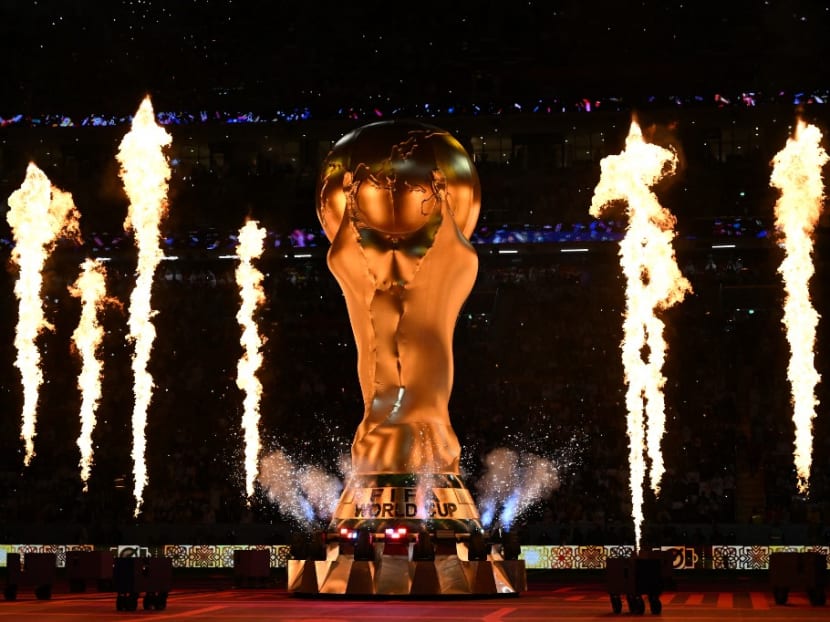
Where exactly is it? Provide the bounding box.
[235,219,267,499]
[770,119,828,495]
[116,96,172,516]
[590,120,691,550]
[69,258,114,491]
[6,163,81,466]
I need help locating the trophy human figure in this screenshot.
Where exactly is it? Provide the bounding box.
[288,120,528,596]
[318,120,481,476]
[317,121,483,533]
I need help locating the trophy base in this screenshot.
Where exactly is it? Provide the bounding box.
[327,472,485,537]
[287,473,526,596]
[287,547,526,596]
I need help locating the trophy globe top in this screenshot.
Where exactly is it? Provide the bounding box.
[316,120,481,242]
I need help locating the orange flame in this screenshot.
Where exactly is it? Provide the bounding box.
[69,258,111,491]
[6,162,80,466]
[589,120,691,550]
[116,95,172,516]
[770,119,828,495]
[235,220,267,499]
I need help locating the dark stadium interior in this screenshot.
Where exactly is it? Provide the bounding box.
[0,1,829,550]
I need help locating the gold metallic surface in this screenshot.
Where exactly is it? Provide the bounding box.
[317,120,481,475]
[334,485,479,522]
[287,554,526,595]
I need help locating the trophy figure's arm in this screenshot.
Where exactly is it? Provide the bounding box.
[326,201,477,474]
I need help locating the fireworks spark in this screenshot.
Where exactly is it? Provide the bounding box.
[235,219,267,499]
[259,449,343,528]
[69,258,113,491]
[770,119,828,495]
[475,448,560,531]
[6,163,80,466]
[117,95,172,516]
[589,119,691,551]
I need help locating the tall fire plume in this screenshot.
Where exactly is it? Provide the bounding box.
[6,163,81,466]
[590,119,691,550]
[770,119,828,495]
[235,219,267,499]
[69,259,116,491]
[116,96,172,515]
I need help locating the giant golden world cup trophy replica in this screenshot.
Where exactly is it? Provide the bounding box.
[287,121,526,596]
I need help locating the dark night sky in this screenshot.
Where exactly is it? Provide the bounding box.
[1,0,829,115]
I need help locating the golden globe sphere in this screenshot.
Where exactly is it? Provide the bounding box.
[316,120,481,242]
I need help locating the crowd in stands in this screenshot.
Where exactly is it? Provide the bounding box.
[1,87,828,130]
[0,92,828,547]
[0,223,827,546]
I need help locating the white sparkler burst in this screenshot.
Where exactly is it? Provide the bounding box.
[259,449,343,528]
[475,448,560,531]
